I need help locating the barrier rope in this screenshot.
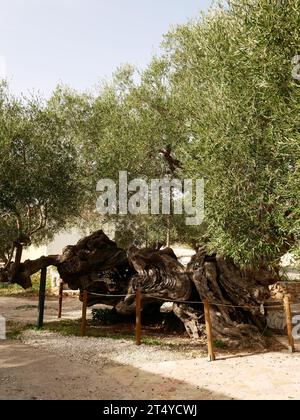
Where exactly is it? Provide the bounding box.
[87,292,132,298]
[75,288,298,358]
[83,291,299,310]
[277,281,300,284]
[146,294,285,310]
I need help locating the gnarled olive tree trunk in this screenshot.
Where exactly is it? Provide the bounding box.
[185,249,278,347]
[119,246,278,347]
[0,230,279,348]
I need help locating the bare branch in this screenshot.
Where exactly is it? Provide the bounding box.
[29,205,47,236]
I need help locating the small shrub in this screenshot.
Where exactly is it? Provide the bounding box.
[263,329,273,338]
[213,339,227,349]
[92,308,122,325]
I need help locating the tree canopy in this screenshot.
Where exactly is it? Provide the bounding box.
[0,83,88,265]
[84,0,300,266]
[1,0,299,269]
[162,0,300,265]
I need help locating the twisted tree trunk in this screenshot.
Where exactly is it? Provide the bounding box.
[185,249,278,347]
[0,230,279,348]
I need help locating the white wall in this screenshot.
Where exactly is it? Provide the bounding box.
[22,224,116,261]
[47,228,84,256]
[22,244,48,261]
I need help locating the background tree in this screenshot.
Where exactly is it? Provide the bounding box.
[16,0,298,269]
[2,0,300,282]
[2,0,300,343]
[0,83,88,282]
[85,62,202,248]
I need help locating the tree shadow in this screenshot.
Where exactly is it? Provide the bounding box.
[0,340,233,400]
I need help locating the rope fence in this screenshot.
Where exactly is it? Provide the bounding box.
[56,285,299,362]
[79,290,286,308]
[88,292,133,298]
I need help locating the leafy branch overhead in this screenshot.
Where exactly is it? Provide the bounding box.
[1,0,300,269]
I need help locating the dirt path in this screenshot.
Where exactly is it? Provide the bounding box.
[0,340,227,400]
[1,335,300,400]
[1,296,300,400]
[0,295,84,324]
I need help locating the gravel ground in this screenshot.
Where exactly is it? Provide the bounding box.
[1,330,299,400]
[21,330,202,367]
[1,295,300,400]
[0,296,84,324]
[0,335,224,400]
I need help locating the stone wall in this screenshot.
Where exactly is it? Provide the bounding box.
[266,282,300,333]
[269,282,300,303]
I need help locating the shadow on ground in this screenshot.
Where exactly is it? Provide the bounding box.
[0,341,231,400]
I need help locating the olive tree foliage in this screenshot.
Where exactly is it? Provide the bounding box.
[160,0,300,266]
[3,0,299,268]
[37,62,207,250]
[80,3,298,262]
[0,83,88,266]
[86,0,300,265]
[83,63,200,248]
[85,63,188,180]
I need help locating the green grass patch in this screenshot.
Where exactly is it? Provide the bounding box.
[36,320,202,349]
[141,337,165,346]
[6,319,206,353]
[31,319,135,340]
[6,322,32,339]
[22,320,179,346]
[0,273,52,297]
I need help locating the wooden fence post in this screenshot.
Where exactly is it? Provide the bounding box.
[136,289,142,346]
[81,290,88,337]
[204,299,216,362]
[37,268,47,329]
[284,295,295,353]
[58,281,63,319]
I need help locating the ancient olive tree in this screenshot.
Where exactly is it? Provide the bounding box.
[1,1,300,346]
[55,0,300,345]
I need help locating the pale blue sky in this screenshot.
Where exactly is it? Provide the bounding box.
[0,0,212,96]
